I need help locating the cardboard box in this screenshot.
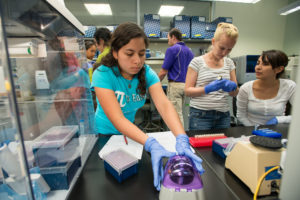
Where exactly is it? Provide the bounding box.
[84,26,96,38]
[204,22,217,39]
[172,15,191,39]
[161,31,168,38]
[144,14,160,38]
[191,16,206,39]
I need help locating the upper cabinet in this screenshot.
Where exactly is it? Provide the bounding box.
[0,0,96,199]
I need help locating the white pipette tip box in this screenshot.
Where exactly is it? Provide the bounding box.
[103,149,138,183]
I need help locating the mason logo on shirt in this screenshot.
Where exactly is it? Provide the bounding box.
[115,91,146,107]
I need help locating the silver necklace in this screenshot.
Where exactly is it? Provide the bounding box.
[127,77,134,89]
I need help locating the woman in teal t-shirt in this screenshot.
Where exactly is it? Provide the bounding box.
[91,22,204,191]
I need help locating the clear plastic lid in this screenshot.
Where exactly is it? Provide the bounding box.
[32,126,78,149]
[103,149,138,174]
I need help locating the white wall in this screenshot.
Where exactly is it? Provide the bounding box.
[214,0,289,57]
[283,8,300,56]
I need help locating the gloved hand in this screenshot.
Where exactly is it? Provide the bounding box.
[266,117,278,125]
[175,134,205,174]
[204,79,226,94]
[145,137,176,191]
[222,79,237,92]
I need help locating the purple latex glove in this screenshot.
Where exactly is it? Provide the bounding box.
[266,117,278,125]
[222,79,237,92]
[204,79,226,94]
[145,137,176,191]
[175,134,205,174]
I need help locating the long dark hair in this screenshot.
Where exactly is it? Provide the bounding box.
[85,40,96,50]
[94,27,111,46]
[261,50,288,79]
[101,22,149,95]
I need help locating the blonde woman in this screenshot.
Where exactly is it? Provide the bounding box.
[185,23,239,130]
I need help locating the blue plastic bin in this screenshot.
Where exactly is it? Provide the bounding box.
[40,156,81,190]
[103,149,138,183]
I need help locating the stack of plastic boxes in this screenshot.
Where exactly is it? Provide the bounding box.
[144,14,160,38]
[32,126,81,190]
[171,15,191,39]
[190,16,206,39]
[84,26,96,38]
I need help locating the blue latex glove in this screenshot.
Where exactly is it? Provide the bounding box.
[204,79,226,94]
[145,137,176,191]
[175,134,205,174]
[266,117,278,125]
[222,79,237,92]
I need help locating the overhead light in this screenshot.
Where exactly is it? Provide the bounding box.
[158,5,184,17]
[212,0,261,3]
[279,1,300,15]
[84,4,112,15]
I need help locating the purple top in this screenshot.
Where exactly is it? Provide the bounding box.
[162,42,194,83]
[162,155,203,191]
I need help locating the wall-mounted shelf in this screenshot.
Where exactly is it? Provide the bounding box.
[149,38,211,43]
[84,38,212,44]
[145,58,164,65]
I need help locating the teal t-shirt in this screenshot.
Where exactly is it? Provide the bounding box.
[91,64,159,134]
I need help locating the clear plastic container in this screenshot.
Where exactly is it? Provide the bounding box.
[33,138,80,167]
[32,125,78,149]
[103,149,138,182]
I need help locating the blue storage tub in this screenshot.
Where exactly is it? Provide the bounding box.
[40,156,81,190]
[103,149,138,183]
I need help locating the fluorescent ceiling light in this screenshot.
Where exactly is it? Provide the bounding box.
[279,1,300,15]
[212,0,261,3]
[84,4,112,15]
[158,5,184,17]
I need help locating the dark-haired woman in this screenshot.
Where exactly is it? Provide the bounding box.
[84,40,97,82]
[91,22,204,191]
[237,50,296,126]
[85,40,97,62]
[93,27,111,71]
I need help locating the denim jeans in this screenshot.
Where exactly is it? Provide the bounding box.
[189,107,231,130]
